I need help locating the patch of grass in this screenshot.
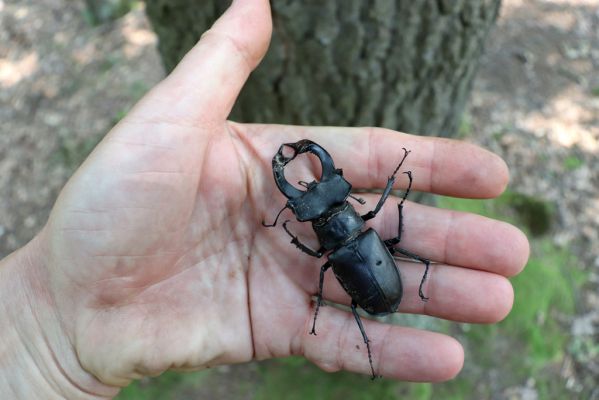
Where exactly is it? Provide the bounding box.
[563,155,584,171]
[432,377,478,400]
[99,55,122,73]
[457,114,472,139]
[569,335,599,365]
[112,109,129,126]
[116,370,209,399]
[504,239,582,366]
[257,359,431,400]
[491,130,504,142]
[129,80,150,100]
[591,87,599,97]
[434,193,585,397]
[502,192,555,237]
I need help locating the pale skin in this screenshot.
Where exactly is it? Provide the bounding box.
[0,0,529,398]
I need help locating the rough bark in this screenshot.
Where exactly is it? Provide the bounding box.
[146,0,501,137]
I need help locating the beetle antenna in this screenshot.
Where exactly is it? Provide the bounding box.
[262,205,288,227]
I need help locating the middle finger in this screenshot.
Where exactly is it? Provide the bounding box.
[280,193,528,276]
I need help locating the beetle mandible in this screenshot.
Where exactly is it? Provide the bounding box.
[263,139,430,379]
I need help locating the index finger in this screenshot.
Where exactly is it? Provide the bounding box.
[242,124,509,199]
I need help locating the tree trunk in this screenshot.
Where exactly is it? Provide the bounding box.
[146,0,501,137]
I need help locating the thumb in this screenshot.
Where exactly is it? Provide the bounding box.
[130,0,272,125]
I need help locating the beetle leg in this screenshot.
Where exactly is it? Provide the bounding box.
[348,193,366,205]
[383,204,405,245]
[361,148,411,222]
[351,301,377,380]
[383,171,413,246]
[387,247,430,302]
[262,204,288,227]
[282,220,325,258]
[310,261,332,335]
[361,177,394,221]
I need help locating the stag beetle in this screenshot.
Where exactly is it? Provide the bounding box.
[263,139,430,379]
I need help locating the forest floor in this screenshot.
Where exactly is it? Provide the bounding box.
[1,0,598,399]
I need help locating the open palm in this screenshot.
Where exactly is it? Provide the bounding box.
[36,0,528,395]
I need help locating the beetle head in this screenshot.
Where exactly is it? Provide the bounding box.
[272,139,352,222]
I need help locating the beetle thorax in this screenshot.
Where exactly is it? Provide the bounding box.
[312,202,365,251]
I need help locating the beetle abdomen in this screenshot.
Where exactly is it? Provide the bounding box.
[329,229,402,315]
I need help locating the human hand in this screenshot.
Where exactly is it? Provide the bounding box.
[1,0,528,397]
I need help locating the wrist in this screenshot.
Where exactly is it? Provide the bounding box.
[0,232,119,399]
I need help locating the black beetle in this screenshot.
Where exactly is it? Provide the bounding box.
[263,139,430,379]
